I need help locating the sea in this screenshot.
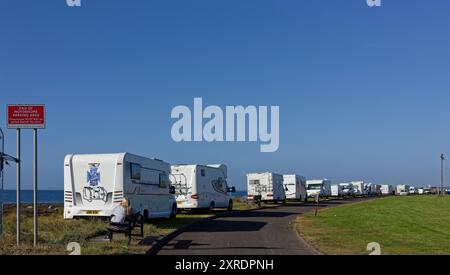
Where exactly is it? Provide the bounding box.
[0,190,247,204]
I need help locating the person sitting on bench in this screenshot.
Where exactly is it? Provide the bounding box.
[111,198,134,224]
[107,198,142,243]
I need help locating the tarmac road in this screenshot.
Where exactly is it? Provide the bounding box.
[151,197,371,255]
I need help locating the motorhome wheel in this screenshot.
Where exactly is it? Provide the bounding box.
[227,200,233,211]
[208,202,215,213]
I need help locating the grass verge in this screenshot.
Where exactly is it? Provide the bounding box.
[294,196,450,255]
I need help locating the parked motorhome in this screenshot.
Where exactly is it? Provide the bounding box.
[306,179,332,198]
[409,186,417,195]
[331,184,344,197]
[247,172,286,202]
[417,188,424,195]
[352,181,367,196]
[380,185,394,196]
[64,153,177,220]
[171,164,235,212]
[283,174,307,202]
[396,184,410,196]
[368,184,382,196]
[339,182,355,197]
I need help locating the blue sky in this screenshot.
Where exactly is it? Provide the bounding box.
[1,0,450,190]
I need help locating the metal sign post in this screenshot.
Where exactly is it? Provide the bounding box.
[16,129,21,245]
[7,104,45,247]
[33,129,38,247]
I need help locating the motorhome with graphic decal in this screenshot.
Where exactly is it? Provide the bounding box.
[170,164,236,212]
[64,153,177,220]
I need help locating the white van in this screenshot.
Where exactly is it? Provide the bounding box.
[64,153,177,220]
[247,172,286,202]
[171,164,235,212]
[306,179,332,198]
[283,174,307,202]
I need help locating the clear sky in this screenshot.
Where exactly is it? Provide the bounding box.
[1,0,450,190]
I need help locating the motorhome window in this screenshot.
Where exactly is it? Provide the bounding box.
[308,184,322,190]
[159,173,168,188]
[201,169,205,177]
[130,163,141,180]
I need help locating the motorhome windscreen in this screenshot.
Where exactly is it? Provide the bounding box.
[308,184,322,190]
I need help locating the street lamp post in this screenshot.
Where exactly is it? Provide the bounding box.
[441,154,445,196]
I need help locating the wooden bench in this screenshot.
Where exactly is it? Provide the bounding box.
[107,213,144,244]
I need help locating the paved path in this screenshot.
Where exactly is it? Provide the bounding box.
[152,198,370,255]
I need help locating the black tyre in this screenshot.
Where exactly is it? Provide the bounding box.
[170,204,177,219]
[208,202,215,213]
[227,200,233,211]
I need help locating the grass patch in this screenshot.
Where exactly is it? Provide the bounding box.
[295,196,450,255]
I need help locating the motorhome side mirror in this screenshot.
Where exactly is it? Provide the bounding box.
[228,187,236,193]
[169,186,176,194]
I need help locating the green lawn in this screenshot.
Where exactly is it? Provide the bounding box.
[295,196,450,255]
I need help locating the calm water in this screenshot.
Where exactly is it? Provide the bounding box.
[1,190,63,204]
[0,190,247,204]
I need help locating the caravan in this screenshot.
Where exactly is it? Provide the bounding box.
[64,153,177,220]
[247,172,286,203]
[306,179,332,198]
[171,164,235,212]
[283,174,307,202]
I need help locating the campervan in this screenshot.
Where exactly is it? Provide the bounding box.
[339,182,355,197]
[247,172,286,202]
[380,185,394,196]
[64,153,177,220]
[283,174,307,202]
[396,184,410,196]
[306,179,332,198]
[409,186,417,195]
[367,184,382,196]
[351,181,367,196]
[171,164,235,212]
[331,184,344,197]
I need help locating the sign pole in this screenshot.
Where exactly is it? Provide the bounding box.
[33,128,38,247]
[16,128,21,245]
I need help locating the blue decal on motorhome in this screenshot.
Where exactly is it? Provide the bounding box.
[87,164,100,186]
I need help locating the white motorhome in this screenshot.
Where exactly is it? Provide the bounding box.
[171,164,235,212]
[306,179,332,198]
[283,174,307,202]
[380,184,394,196]
[64,153,177,220]
[367,183,382,196]
[331,184,344,197]
[351,181,367,196]
[339,182,355,197]
[396,184,410,196]
[247,172,286,202]
[409,186,417,195]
